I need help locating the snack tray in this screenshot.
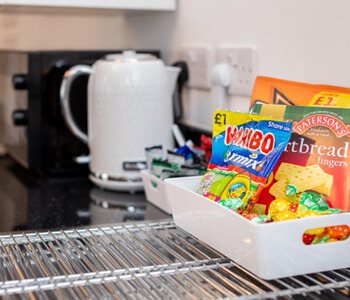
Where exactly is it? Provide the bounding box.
[165,176,350,280]
[141,170,172,214]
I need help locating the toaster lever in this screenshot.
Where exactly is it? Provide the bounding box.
[73,155,90,164]
[13,74,28,90]
[13,110,28,126]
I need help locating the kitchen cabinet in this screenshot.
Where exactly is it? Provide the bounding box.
[0,0,176,11]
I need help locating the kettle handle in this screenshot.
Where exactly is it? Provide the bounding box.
[60,65,92,144]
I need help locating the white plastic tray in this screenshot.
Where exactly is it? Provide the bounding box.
[141,170,172,214]
[165,176,350,280]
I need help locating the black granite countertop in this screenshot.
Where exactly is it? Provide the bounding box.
[0,155,170,234]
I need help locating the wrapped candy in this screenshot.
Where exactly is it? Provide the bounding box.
[303,233,316,245]
[328,225,350,239]
[273,210,298,222]
[250,215,269,224]
[268,199,291,218]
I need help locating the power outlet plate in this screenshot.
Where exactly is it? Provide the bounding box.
[216,47,257,96]
[180,46,212,90]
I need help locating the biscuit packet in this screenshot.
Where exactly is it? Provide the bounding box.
[197,111,292,215]
[251,104,350,214]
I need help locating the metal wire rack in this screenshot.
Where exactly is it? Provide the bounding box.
[0,220,349,299]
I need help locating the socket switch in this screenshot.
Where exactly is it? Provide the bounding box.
[180,46,212,90]
[216,47,257,96]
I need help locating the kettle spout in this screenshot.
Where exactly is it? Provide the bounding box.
[166,66,181,95]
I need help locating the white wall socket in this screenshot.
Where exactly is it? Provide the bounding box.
[180,45,213,90]
[216,47,257,96]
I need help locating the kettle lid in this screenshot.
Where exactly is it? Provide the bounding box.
[103,50,157,63]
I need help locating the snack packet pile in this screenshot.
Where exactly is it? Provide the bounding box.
[197,111,293,215]
[244,196,348,244]
[145,140,209,180]
[194,77,350,247]
[250,77,350,213]
[246,193,342,223]
[239,76,350,243]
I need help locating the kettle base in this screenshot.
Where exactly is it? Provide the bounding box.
[89,174,144,193]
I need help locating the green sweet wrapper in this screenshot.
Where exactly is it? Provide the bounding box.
[285,184,298,202]
[311,235,329,245]
[218,198,244,211]
[299,192,329,211]
[251,215,270,224]
[286,184,298,196]
[323,208,343,214]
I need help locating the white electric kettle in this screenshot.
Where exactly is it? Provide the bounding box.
[60,51,180,192]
